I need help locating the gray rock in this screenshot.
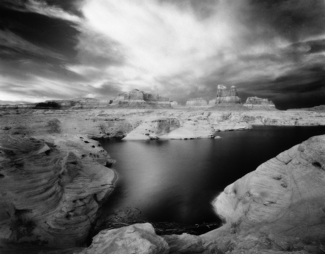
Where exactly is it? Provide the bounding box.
[80,223,169,254]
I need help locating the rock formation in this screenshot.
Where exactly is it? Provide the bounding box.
[185,98,208,107]
[243,96,276,110]
[0,135,116,247]
[210,85,241,106]
[170,101,179,107]
[207,134,325,253]
[111,89,171,108]
[79,223,169,254]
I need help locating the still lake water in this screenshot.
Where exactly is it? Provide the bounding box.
[100,126,325,224]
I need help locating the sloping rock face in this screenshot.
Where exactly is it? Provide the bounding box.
[112,89,171,108]
[80,223,169,254]
[124,118,182,140]
[123,114,216,140]
[209,134,325,252]
[185,98,208,107]
[0,135,116,247]
[211,85,241,106]
[243,96,276,110]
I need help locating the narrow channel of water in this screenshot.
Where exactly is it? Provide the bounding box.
[100,126,325,224]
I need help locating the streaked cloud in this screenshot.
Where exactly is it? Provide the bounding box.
[1,0,325,108]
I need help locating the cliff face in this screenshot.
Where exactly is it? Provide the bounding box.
[185,98,208,107]
[211,85,241,105]
[111,89,171,108]
[0,135,116,247]
[243,96,276,110]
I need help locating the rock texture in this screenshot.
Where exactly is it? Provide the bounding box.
[243,96,276,110]
[79,223,169,254]
[211,85,242,105]
[207,134,325,253]
[0,135,116,247]
[111,89,171,108]
[185,98,208,107]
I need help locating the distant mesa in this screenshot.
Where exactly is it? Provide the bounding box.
[111,89,171,108]
[243,96,276,110]
[185,98,208,107]
[210,85,242,106]
[35,98,112,109]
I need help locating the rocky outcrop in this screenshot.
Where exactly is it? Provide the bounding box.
[185,98,208,107]
[111,89,171,108]
[123,117,182,140]
[207,134,325,253]
[0,135,116,247]
[80,223,169,254]
[170,101,179,107]
[243,96,276,110]
[210,85,241,106]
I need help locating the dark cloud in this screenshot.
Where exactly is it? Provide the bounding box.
[91,82,123,98]
[246,0,325,42]
[0,3,79,59]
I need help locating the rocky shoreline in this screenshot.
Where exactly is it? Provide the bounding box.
[1,106,325,253]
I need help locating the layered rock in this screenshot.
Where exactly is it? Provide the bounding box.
[243,96,276,110]
[211,85,242,105]
[185,98,208,107]
[111,89,171,108]
[207,134,325,252]
[0,135,116,247]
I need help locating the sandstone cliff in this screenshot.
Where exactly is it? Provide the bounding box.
[111,89,171,108]
[243,96,276,110]
[185,98,208,107]
[210,85,242,106]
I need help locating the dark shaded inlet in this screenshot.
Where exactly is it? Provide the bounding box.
[99,126,325,234]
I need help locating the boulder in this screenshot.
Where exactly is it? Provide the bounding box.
[243,96,276,110]
[79,223,169,254]
[185,98,208,107]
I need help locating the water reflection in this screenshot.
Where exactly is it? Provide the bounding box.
[101,126,325,224]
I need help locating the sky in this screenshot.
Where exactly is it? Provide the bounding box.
[1,0,325,109]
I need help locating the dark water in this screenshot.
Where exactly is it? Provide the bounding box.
[100,126,325,224]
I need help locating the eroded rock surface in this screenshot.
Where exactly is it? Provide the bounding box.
[0,135,116,247]
[79,223,169,254]
[207,134,325,253]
